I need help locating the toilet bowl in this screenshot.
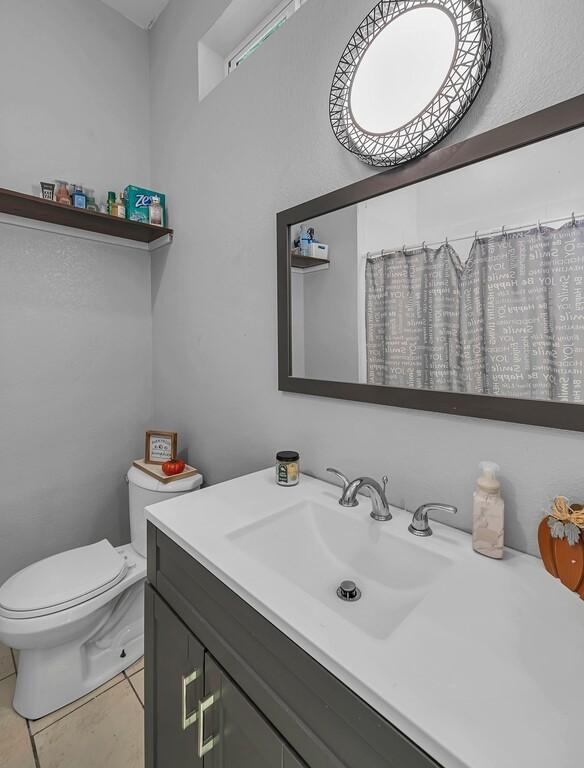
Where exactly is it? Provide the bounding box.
[0,465,202,720]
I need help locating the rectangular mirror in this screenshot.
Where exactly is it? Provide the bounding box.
[277,96,584,430]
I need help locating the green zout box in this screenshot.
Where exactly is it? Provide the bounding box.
[124,185,167,226]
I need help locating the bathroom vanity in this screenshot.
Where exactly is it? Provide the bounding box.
[144,531,433,768]
[145,470,584,768]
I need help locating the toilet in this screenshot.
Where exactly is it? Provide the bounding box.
[0,465,202,720]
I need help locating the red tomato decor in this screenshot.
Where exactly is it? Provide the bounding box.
[162,458,186,477]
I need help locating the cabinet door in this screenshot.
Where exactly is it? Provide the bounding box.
[146,585,205,768]
[203,654,299,768]
[284,748,307,767]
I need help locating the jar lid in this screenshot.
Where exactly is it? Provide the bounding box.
[276,451,299,462]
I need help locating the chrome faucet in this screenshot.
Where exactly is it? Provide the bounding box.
[326,468,391,522]
[408,503,457,537]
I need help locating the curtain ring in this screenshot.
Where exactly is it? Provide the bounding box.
[474,230,478,242]
[502,225,507,238]
[572,212,577,227]
[421,241,426,251]
[445,236,449,247]
[402,243,406,253]
[538,219,543,233]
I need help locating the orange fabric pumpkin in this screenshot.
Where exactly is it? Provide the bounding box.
[538,517,584,599]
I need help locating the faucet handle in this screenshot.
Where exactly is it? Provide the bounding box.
[408,503,457,537]
[381,475,389,494]
[326,468,351,493]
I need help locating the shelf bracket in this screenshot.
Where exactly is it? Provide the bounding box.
[149,232,174,252]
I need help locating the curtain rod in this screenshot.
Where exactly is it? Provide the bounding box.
[365,211,583,260]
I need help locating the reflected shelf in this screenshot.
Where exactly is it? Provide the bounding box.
[291,254,330,272]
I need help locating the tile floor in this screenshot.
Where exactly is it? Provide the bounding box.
[0,643,144,768]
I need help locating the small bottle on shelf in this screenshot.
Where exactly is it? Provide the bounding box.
[107,191,116,215]
[116,191,126,219]
[55,181,72,206]
[299,225,310,257]
[85,189,98,212]
[149,196,163,226]
[111,192,126,218]
[72,185,87,209]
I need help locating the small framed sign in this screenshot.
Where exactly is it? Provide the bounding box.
[145,430,178,465]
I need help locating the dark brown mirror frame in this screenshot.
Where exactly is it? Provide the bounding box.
[277,94,584,432]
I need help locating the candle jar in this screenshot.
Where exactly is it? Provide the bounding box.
[276,451,299,487]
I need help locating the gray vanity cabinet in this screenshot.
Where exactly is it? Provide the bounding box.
[146,524,441,768]
[146,585,305,768]
[145,586,205,768]
[204,654,305,768]
[283,752,305,768]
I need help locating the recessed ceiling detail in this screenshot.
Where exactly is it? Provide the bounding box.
[99,0,170,29]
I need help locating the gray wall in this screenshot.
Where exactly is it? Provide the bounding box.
[301,207,360,382]
[0,0,153,582]
[291,272,305,377]
[149,0,584,557]
[0,0,151,196]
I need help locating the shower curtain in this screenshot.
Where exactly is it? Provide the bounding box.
[366,222,584,402]
[461,222,584,401]
[365,245,463,391]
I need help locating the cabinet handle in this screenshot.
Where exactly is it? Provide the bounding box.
[181,669,200,730]
[197,693,219,758]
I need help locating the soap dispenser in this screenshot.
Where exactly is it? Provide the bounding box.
[472,462,504,559]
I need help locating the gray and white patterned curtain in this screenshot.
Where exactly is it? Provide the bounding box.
[366,245,463,391]
[366,222,584,402]
[461,223,584,401]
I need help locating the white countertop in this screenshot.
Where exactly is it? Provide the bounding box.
[146,469,584,768]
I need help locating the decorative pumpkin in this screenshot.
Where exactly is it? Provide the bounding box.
[538,497,584,599]
[162,458,186,477]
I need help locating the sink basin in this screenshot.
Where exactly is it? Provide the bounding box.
[229,500,453,639]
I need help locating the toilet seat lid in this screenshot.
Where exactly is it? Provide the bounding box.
[0,540,128,618]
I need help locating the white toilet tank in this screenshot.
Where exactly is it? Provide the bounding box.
[126,466,203,557]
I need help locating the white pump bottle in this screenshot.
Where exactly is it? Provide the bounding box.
[472,462,504,559]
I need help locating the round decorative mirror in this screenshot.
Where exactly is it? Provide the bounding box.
[330,0,492,167]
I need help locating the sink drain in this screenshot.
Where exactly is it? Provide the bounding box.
[337,580,361,602]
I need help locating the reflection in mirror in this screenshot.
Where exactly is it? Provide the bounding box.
[290,127,584,403]
[350,8,457,133]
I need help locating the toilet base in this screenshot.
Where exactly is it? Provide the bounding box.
[14,580,144,720]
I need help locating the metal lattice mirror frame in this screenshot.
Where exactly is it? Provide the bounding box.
[329,0,493,167]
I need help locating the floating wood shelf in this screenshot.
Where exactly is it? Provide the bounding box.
[0,187,173,244]
[291,254,330,269]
